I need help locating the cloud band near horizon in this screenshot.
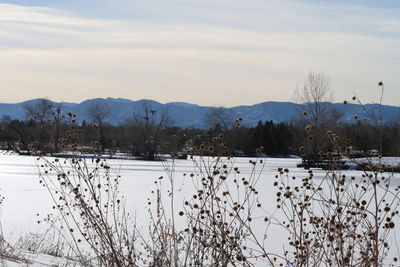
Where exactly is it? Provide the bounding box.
[0,0,398,106]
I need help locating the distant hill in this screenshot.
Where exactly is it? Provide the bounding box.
[0,98,399,129]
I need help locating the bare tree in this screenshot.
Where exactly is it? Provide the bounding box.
[50,102,63,153]
[86,102,111,151]
[203,107,234,132]
[132,101,171,160]
[6,119,32,154]
[295,71,333,154]
[23,98,65,153]
[23,98,53,123]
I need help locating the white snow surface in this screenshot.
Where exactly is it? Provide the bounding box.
[0,251,84,266]
[0,154,399,266]
[349,157,400,167]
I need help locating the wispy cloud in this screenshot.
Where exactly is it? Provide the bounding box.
[0,1,398,106]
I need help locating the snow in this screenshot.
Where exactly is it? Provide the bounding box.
[0,154,399,265]
[0,251,85,266]
[349,157,400,167]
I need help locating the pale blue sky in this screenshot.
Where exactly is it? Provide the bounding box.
[0,0,398,106]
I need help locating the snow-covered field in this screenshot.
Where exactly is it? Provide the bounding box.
[0,154,399,265]
[0,155,300,238]
[348,156,400,168]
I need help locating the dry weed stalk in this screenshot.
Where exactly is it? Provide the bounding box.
[36,113,139,266]
[37,155,139,266]
[274,87,399,266]
[142,134,280,266]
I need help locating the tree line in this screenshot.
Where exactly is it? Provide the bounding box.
[0,98,398,158]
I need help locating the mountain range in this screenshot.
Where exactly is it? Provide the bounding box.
[0,98,398,129]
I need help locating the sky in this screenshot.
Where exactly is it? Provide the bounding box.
[0,0,399,106]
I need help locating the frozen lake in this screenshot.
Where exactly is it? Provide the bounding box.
[0,154,399,264]
[0,155,301,237]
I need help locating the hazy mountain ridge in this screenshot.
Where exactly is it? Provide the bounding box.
[0,98,398,129]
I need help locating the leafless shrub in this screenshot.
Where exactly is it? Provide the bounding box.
[36,115,139,266]
[37,155,139,266]
[273,84,400,266]
[273,162,399,266]
[140,135,280,266]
